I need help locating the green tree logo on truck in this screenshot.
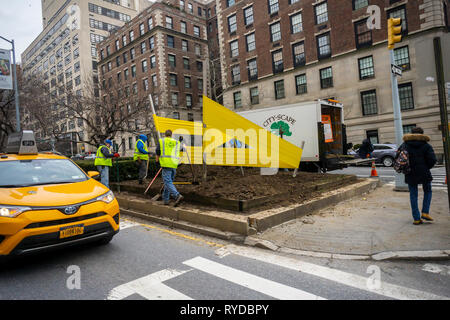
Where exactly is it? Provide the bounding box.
[271,121,293,137]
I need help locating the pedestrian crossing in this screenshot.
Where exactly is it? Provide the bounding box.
[106,240,449,300]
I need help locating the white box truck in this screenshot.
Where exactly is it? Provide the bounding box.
[238,99,361,172]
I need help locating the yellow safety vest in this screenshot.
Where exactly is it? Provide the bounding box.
[94,145,112,167]
[159,138,180,169]
[134,139,149,161]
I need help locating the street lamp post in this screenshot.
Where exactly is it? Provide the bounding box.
[0,36,21,132]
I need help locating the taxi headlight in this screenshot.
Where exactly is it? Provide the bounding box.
[0,206,31,218]
[96,191,115,204]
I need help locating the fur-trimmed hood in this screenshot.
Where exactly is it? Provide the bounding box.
[403,134,430,142]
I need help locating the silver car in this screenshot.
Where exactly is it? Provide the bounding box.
[350,144,398,167]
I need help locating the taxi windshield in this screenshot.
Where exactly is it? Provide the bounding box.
[0,159,88,188]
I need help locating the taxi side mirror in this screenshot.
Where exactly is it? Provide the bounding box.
[88,171,100,179]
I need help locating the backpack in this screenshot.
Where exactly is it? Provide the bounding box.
[394,145,411,174]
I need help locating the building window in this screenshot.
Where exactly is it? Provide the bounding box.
[150,55,156,68]
[268,0,279,15]
[317,33,331,59]
[194,26,201,37]
[292,42,306,67]
[141,41,147,54]
[139,23,145,36]
[171,92,178,106]
[149,36,155,50]
[244,6,254,25]
[166,16,173,29]
[250,87,259,105]
[148,17,153,30]
[168,54,176,67]
[143,78,149,91]
[198,79,203,93]
[228,15,237,33]
[186,94,193,108]
[230,40,239,57]
[195,44,201,55]
[388,6,407,34]
[167,35,175,48]
[131,65,136,78]
[122,35,127,46]
[188,113,194,122]
[182,40,188,52]
[366,130,379,144]
[196,61,203,71]
[234,91,242,108]
[295,74,307,94]
[181,21,187,33]
[129,30,134,42]
[353,0,368,10]
[247,59,258,80]
[403,124,416,134]
[231,65,241,85]
[170,74,177,86]
[274,80,285,100]
[142,60,148,73]
[152,74,158,87]
[227,0,235,7]
[272,50,283,74]
[361,90,378,115]
[399,83,414,110]
[183,58,190,70]
[130,47,135,60]
[315,2,328,24]
[184,76,191,88]
[291,12,303,34]
[246,33,256,52]
[320,67,333,89]
[115,40,120,51]
[123,52,128,63]
[188,3,193,13]
[355,19,372,48]
[394,46,410,71]
[358,56,375,80]
[270,22,281,42]
[173,112,180,120]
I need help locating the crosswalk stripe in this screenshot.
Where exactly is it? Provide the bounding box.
[222,245,449,300]
[183,256,325,300]
[107,269,193,300]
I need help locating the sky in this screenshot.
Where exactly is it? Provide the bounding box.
[0,0,43,64]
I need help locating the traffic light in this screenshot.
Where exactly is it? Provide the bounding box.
[388,18,402,50]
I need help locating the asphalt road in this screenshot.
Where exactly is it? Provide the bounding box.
[330,165,447,188]
[1,217,449,304]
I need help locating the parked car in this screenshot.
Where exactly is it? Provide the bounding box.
[84,154,96,161]
[349,144,398,167]
[71,153,85,161]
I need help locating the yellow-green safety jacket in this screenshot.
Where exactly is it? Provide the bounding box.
[134,139,149,161]
[159,138,181,169]
[94,145,113,167]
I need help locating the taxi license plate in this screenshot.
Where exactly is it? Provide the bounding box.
[60,224,84,239]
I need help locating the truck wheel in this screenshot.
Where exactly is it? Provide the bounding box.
[382,156,394,167]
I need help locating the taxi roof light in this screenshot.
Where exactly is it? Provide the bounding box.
[5,130,38,155]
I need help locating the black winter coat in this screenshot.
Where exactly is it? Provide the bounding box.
[399,134,437,185]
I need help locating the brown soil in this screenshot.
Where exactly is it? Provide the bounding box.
[119,165,358,208]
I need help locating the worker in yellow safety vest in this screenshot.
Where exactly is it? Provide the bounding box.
[134,134,150,184]
[94,139,119,188]
[156,130,184,206]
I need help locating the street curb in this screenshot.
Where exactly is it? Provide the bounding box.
[242,237,450,261]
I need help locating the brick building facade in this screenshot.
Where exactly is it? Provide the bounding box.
[215,0,450,158]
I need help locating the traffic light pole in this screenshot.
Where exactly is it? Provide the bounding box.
[389,49,408,191]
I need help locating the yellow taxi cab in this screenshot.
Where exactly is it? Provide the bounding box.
[0,131,120,260]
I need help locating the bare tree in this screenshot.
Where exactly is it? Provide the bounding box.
[21,72,154,153]
[0,89,16,151]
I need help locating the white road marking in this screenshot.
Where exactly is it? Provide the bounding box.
[422,264,450,276]
[183,256,325,300]
[119,219,140,230]
[107,269,193,300]
[221,245,449,300]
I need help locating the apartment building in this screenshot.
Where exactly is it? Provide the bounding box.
[215,0,450,159]
[21,0,149,154]
[97,0,213,156]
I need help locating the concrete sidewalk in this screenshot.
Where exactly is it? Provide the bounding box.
[253,184,450,260]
